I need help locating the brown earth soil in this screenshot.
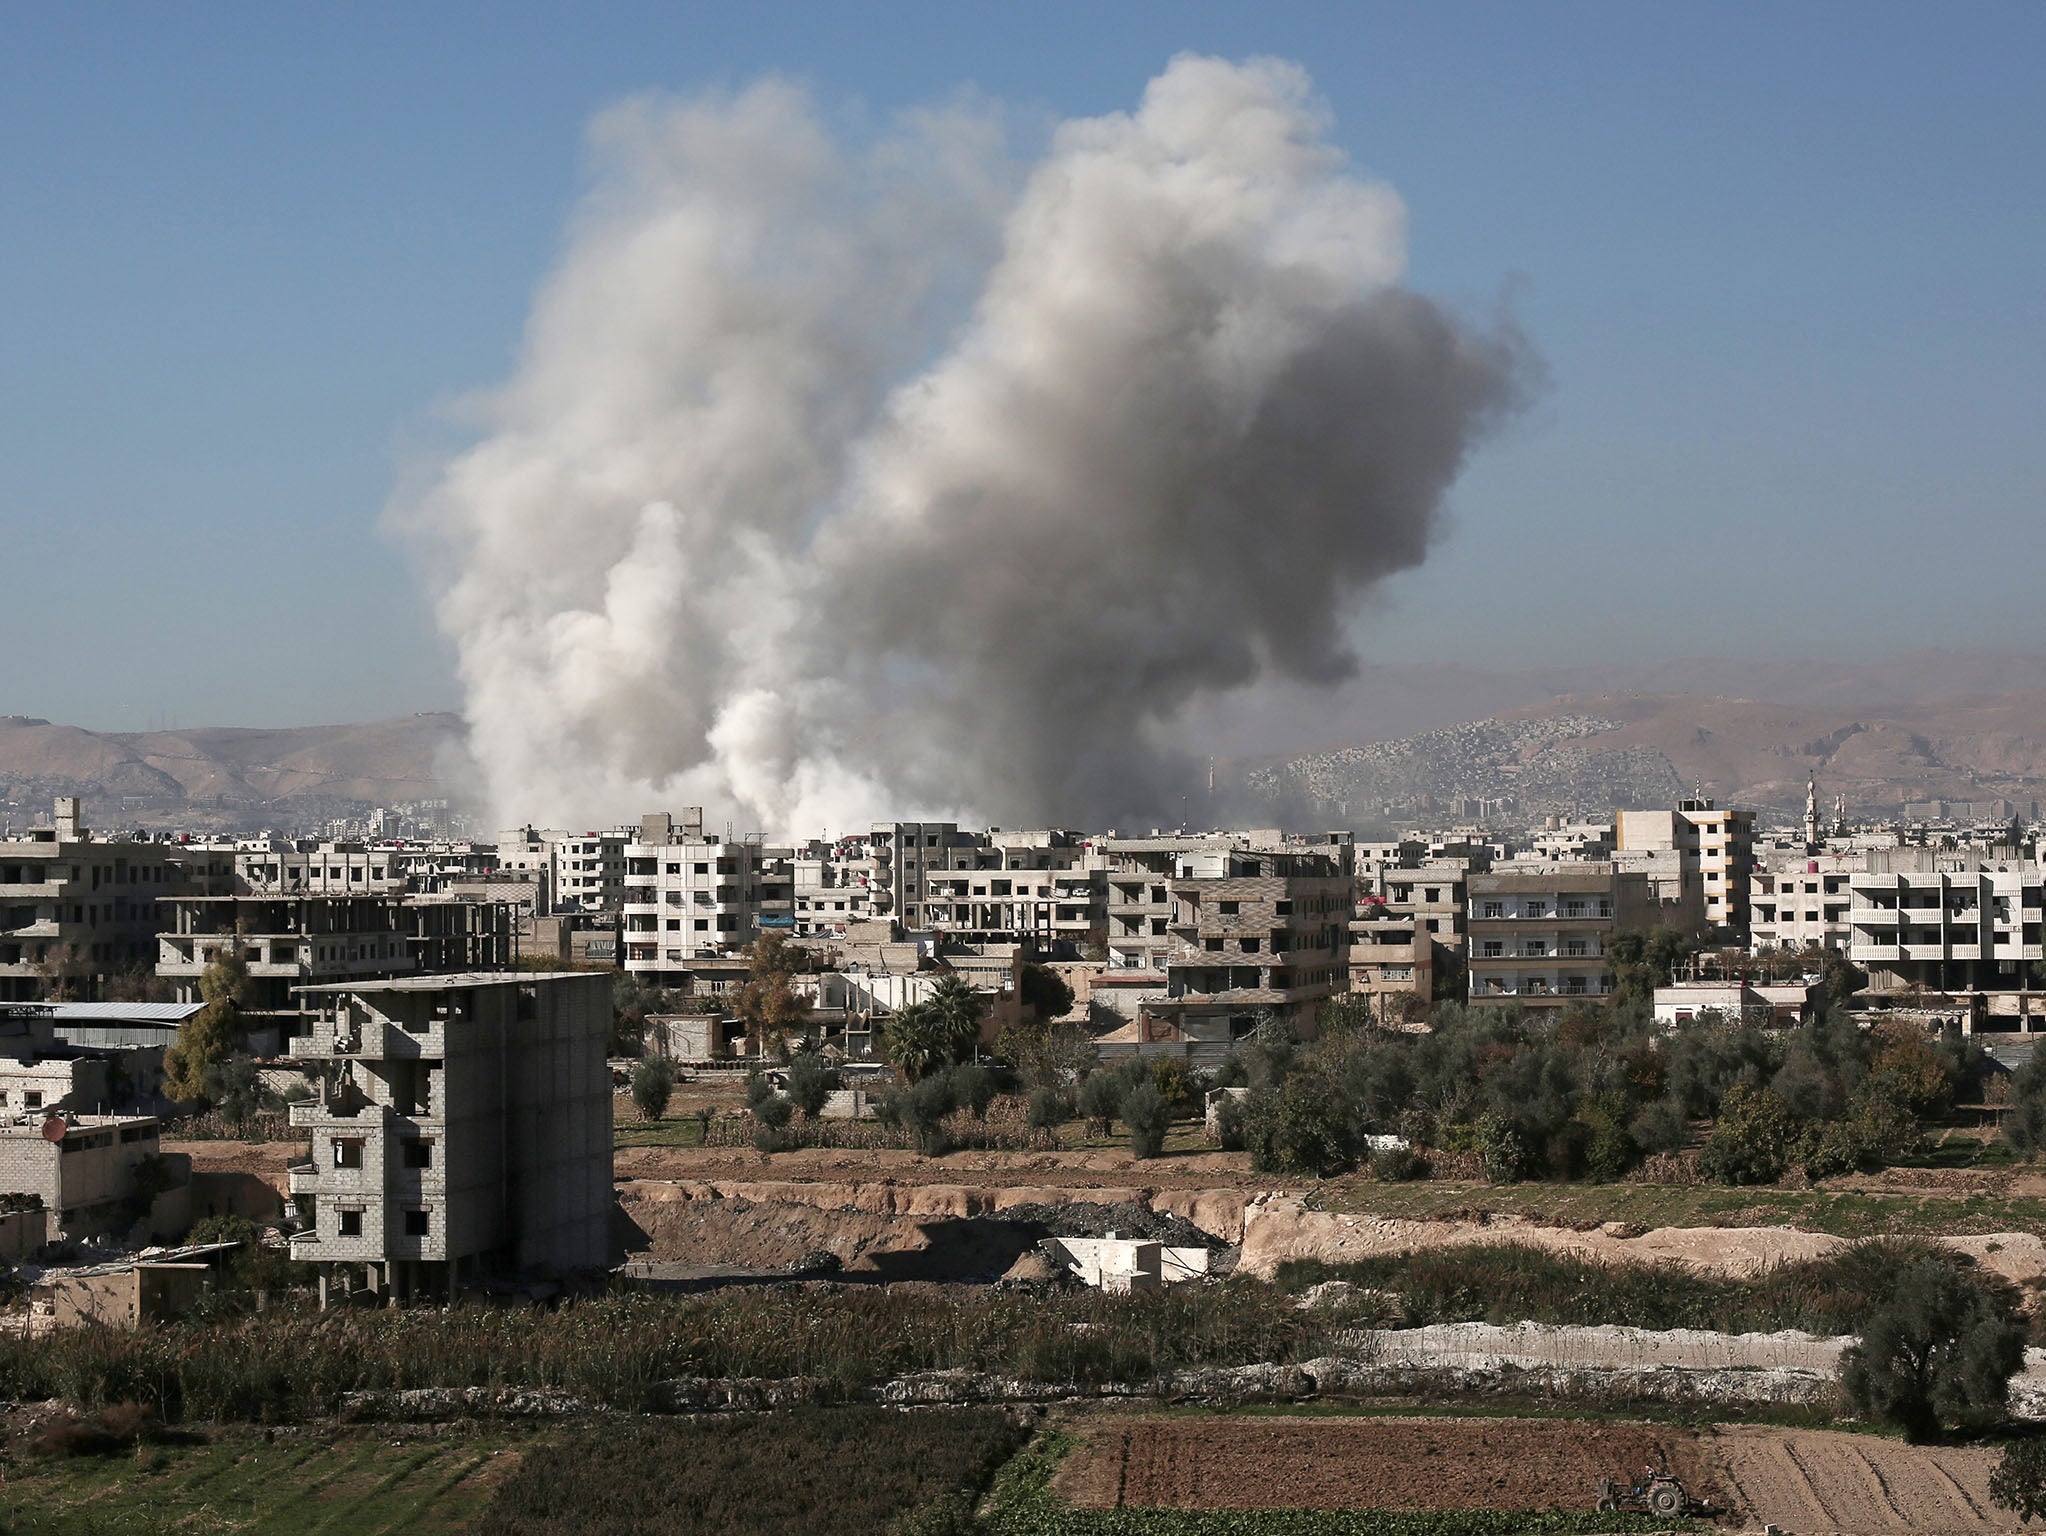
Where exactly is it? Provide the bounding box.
[164,1138,302,1190]
[615,1142,1264,1187]
[1708,1426,2005,1536]
[1052,1415,1713,1512]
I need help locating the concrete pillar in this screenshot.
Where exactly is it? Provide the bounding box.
[317,1270,329,1310]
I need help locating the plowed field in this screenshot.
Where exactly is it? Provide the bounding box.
[1052,1416,1712,1512]
[1710,1426,2006,1535]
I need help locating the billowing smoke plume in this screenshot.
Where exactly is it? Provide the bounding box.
[395,55,1533,835]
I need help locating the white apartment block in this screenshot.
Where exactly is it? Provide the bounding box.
[621,814,794,986]
[1750,850,1859,953]
[286,971,611,1298]
[1361,857,1471,949]
[233,841,401,895]
[1847,855,2046,994]
[0,800,232,1002]
[1466,865,1677,1008]
[1616,799,1756,937]
[552,827,634,912]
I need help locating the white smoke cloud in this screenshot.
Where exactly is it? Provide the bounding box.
[394,55,1534,836]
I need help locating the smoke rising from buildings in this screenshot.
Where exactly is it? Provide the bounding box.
[395,55,1535,835]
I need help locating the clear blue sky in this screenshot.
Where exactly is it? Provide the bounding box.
[4,3,2041,730]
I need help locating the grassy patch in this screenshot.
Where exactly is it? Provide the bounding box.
[615,1115,709,1148]
[478,1406,1029,1536]
[1313,1176,2046,1237]
[0,1424,522,1535]
[981,1430,1696,1535]
[1276,1237,1955,1335]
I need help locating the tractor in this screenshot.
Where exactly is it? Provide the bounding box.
[1594,1467,1698,1519]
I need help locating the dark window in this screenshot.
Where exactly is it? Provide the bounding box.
[403,1139,433,1170]
[334,1139,363,1169]
[338,1209,362,1237]
[404,1209,429,1237]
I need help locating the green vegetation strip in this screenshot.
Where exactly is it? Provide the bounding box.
[982,1432,1696,1536]
[1277,1236,1982,1335]
[1317,1177,2046,1238]
[4,1236,2000,1423]
[0,1426,516,1536]
[477,1407,1030,1536]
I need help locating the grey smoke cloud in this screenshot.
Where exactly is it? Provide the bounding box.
[395,55,1535,835]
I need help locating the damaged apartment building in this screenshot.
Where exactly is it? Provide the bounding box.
[0,799,232,1003]
[286,971,611,1300]
[1093,832,1353,1061]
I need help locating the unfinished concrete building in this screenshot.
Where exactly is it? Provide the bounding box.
[287,971,611,1297]
[156,892,515,1048]
[0,799,232,1002]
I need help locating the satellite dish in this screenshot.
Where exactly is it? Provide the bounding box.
[40,1115,68,1143]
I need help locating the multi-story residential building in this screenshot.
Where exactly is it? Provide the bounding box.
[620,814,794,987]
[915,829,1094,950]
[868,822,986,929]
[1346,909,1434,1019]
[490,827,561,914]
[156,893,515,1043]
[1465,865,1674,1008]
[1847,852,2046,994]
[286,971,611,1299]
[1360,857,1473,948]
[1616,798,1756,939]
[792,841,879,938]
[0,800,232,1002]
[551,827,634,913]
[1138,838,1353,1049]
[233,841,403,895]
[1750,850,1860,954]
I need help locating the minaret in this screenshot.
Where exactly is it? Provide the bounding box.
[1804,778,1820,849]
[1833,792,1847,836]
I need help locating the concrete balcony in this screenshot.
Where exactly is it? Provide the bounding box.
[287,1162,319,1196]
[1853,908,1901,926]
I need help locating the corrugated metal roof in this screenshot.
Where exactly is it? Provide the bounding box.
[4,1003,202,1023]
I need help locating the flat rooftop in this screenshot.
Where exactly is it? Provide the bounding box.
[294,971,603,994]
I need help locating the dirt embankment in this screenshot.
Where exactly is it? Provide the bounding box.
[618,1176,1258,1248]
[1238,1198,2046,1291]
[614,1143,1262,1191]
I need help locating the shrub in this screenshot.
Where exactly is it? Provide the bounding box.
[1025,1086,1069,1141]
[1213,1093,1247,1152]
[32,1402,162,1457]
[784,1053,839,1119]
[1122,1082,1170,1160]
[898,1074,959,1156]
[947,1063,997,1121]
[1627,1097,1688,1156]
[1244,1074,1353,1178]
[1840,1257,2026,1441]
[1076,1071,1124,1136]
[1371,1144,1426,1182]
[745,1072,775,1110]
[752,1095,793,1131]
[1700,1083,1800,1185]
[631,1057,676,1122]
[1992,1437,2046,1525]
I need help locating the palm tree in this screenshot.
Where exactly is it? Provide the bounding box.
[929,974,986,1056]
[880,994,981,1082]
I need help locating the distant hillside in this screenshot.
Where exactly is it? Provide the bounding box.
[0,713,465,832]
[1236,687,2046,824]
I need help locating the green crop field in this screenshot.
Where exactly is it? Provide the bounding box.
[0,1424,526,1536]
